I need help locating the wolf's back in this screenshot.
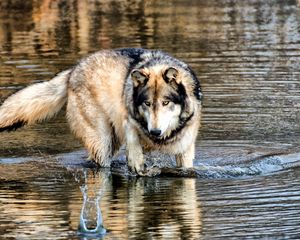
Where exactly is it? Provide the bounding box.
[0,69,71,132]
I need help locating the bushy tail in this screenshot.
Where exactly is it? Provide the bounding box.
[0,69,71,132]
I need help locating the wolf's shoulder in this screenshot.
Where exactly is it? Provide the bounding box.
[81,48,177,66]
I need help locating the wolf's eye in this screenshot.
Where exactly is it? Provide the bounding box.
[144,101,151,107]
[162,101,170,106]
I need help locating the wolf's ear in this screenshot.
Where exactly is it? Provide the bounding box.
[163,67,179,84]
[131,70,148,87]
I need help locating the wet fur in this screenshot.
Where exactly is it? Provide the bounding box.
[0,48,202,174]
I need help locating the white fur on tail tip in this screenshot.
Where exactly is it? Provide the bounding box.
[0,70,71,130]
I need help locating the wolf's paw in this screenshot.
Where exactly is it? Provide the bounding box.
[128,161,144,176]
[128,163,161,177]
[139,167,161,177]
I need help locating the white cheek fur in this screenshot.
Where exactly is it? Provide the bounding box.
[156,105,181,135]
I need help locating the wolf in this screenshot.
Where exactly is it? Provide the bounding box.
[0,48,202,175]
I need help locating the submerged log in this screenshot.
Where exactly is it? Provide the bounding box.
[54,147,300,179]
[110,148,300,179]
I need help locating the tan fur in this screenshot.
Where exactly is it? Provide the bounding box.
[0,49,202,175]
[0,70,70,128]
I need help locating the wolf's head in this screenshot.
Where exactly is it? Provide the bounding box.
[131,65,197,142]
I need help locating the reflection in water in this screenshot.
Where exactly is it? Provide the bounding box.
[0,156,203,239]
[2,154,300,238]
[126,177,202,239]
[70,164,202,239]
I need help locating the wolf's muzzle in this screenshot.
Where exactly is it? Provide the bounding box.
[149,129,162,137]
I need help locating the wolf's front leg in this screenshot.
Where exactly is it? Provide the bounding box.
[175,143,195,168]
[125,123,145,174]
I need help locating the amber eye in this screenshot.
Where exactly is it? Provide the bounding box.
[144,101,151,107]
[162,101,169,106]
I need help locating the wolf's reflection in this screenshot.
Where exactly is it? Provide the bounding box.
[126,177,202,238]
[74,169,202,238]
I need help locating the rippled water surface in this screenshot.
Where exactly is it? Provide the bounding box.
[1,0,300,239]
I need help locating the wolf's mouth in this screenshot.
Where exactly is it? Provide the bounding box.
[147,132,175,144]
[149,134,164,140]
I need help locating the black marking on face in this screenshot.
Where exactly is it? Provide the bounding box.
[133,86,149,107]
[166,92,184,105]
[165,82,187,108]
[186,66,202,101]
[131,110,148,133]
[177,82,187,102]
[0,120,27,132]
[131,85,150,132]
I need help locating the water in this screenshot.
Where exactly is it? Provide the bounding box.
[1,0,300,239]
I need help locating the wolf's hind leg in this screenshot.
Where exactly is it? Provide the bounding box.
[67,92,118,167]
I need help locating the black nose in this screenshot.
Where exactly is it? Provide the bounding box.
[150,129,161,137]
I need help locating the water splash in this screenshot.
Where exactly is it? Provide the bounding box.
[75,169,107,238]
[158,151,300,178]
